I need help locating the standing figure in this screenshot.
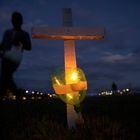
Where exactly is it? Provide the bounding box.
[112,82,118,94]
[0,11,31,99]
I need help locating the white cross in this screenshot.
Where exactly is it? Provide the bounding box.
[32,8,105,129]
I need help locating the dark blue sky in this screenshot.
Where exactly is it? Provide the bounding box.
[0,0,140,92]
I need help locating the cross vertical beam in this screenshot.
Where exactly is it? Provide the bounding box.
[63,8,73,27]
[64,40,77,70]
[63,8,79,129]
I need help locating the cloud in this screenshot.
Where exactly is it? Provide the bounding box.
[101,53,133,63]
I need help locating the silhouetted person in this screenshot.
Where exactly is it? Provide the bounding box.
[112,82,118,94]
[0,11,31,99]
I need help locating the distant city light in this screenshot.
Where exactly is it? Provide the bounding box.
[123,89,126,92]
[38,97,42,99]
[99,88,132,96]
[22,97,27,100]
[49,94,53,98]
[25,90,29,93]
[126,88,129,92]
[12,95,16,100]
[31,97,35,100]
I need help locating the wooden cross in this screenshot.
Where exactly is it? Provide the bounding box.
[32,8,104,129]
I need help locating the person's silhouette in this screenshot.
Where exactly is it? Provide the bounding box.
[112,82,118,94]
[0,11,31,99]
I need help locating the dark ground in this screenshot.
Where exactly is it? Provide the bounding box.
[0,95,140,140]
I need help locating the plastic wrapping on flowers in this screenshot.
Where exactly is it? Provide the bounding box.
[51,67,87,106]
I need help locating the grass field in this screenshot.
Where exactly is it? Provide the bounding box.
[0,95,139,140]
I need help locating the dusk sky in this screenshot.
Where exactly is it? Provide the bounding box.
[0,0,140,92]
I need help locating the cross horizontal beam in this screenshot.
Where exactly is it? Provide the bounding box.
[32,27,105,40]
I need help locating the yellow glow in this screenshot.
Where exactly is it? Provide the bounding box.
[55,77,61,85]
[12,95,16,100]
[71,71,78,81]
[67,94,73,99]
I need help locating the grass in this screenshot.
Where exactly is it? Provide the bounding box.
[0,95,139,140]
